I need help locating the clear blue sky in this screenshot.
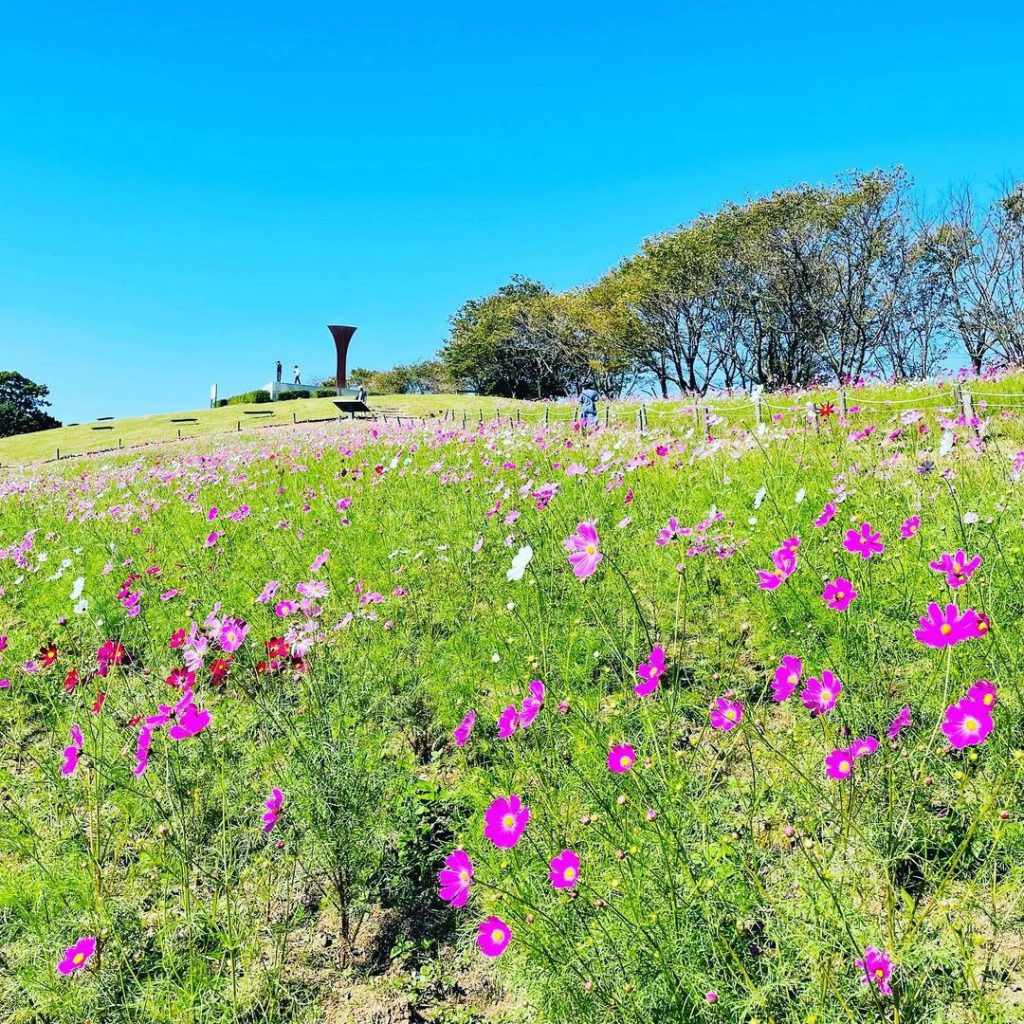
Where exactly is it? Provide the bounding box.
[2,0,1023,423]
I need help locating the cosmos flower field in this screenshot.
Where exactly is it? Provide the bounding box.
[2,385,1023,1023]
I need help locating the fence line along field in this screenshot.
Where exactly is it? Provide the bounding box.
[2,374,1023,1023]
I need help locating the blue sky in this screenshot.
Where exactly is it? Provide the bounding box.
[2,0,1023,423]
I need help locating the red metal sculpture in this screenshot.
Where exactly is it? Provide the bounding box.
[327,325,358,389]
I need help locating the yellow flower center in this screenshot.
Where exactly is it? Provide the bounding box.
[983,693,993,705]
[502,814,516,830]
[978,621,988,633]
[835,592,844,600]
[820,689,832,703]
[73,952,85,964]
[788,673,798,684]
[491,929,504,943]
[874,968,885,978]
[839,760,850,773]
[940,624,952,635]
[585,544,596,556]
[620,755,632,768]
[459,870,469,882]
[564,867,577,881]
[964,716,979,733]
[725,709,736,721]
[953,561,962,572]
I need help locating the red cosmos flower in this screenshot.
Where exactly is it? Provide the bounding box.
[63,667,81,693]
[209,657,232,685]
[168,629,187,650]
[817,402,835,418]
[166,667,195,689]
[91,692,106,714]
[255,660,270,675]
[265,636,289,659]
[38,642,58,668]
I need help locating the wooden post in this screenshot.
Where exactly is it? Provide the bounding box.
[479,409,483,424]
[396,415,402,426]
[292,412,297,424]
[961,387,976,431]
[462,411,467,429]
[517,409,521,423]
[544,406,550,428]
[56,448,60,460]
[237,421,241,432]
[700,406,710,438]
[177,429,181,440]
[119,437,123,448]
[641,404,648,431]
[754,392,762,430]
[605,406,610,427]
[838,388,847,419]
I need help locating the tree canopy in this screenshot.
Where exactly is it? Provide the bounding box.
[0,372,62,438]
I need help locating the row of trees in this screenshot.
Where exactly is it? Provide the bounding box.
[434,169,1024,396]
[0,372,61,438]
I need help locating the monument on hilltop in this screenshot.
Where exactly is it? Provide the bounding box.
[328,325,358,390]
[259,323,360,401]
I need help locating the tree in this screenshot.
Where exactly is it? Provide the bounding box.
[0,372,62,438]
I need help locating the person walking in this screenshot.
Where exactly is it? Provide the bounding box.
[579,384,599,429]
[293,365,301,385]
[356,383,367,404]
[276,360,282,383]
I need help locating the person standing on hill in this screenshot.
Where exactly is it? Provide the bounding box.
[293,365,301,385]
[276,360,282,383]
[579,384,599,429]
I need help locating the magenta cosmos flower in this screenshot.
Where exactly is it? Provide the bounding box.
[453,709,476,747]
[772,655,802,702]
[757,541,798,590]
[822,577,857,611]
[635,645,666,697]
[483,795,530,848]
[855,946,893,996]
[519,680,545,727]
[966,679,997,710]
[57,936,96,975]
[850,736,878,759]
[929,550,981,589]
[497,705,519,739]
[548,848,580,889]
[438,849,473,907]
[608,743,636,773]
[825,747,854,780]
[168,692,211,740]
[60,723,84,777]
[900,516,920,539]
[263,788,284,833]
[801,670,841,716]
[913,602,981,649]
[941,696,994,749]
[477,915,511,958]
[814,502,837,528]
[710,697,743,731]
[887,705,912,739]
[218,616,248,653]
[843,521,884,559]
[564,522,602,578]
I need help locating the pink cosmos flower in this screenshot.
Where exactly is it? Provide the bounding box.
[564,522,602,578]
[887,705,912,739]
[772,655,802,702]
[476,915,511,958]
[57,936,96,975]
[497,705,519,739]
[204,531,222,548]
[453,709,476,747]
[635,646,666,697]
[843,521,884,559]
[710,696,743,731]
[900,516,920,539]
[256,580,280,604]
[941,696,994,749]
[655,517,683,546]
[966,679,997,710]
[850,736,878,759]
[825,747,854,780]
[929,550,981,588]
[855,946,893,996]
[548,848,580,890]
[296,580,328,599]
[519,680,545,728]
[263,788,284,832]
[822,577,857,611]
[60,723,83,777]
[801,670,841,716]
[438,849,473,907]
[813,503,836,528]
[483,795,530,848]
[274,600,297,618]
[218,616,248,653]
[913,602,980,649]
[168,692,211,741]
[310,549,330,572]
[757,542,798,590]
[608,743,636,773]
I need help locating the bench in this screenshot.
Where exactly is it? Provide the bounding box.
[170,418,198,423]
[96,416,114,421]
[243,410,275,416]
[91,425,114,431]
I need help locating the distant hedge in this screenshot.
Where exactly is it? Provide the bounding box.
[225,389,272,405]
[277,390,310,402]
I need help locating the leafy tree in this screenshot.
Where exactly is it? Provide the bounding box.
[0,372,62,438]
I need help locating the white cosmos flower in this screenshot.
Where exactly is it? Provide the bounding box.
[795,488,806,504]
[939,431,955,457]
[70,577,85,601]
[753,486,767,509]
[506,545,534,582]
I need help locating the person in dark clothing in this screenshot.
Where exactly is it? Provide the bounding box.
[276,360,282,383]
[579,385,599,428]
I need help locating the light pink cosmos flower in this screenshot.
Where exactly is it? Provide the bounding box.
[813,503,836,528]
[57,936,96,975]
[655,517,683,546]
[296,580,328,599]
[483,795,530,848]
[887,705,912,739]
[801,670,841,716]
[850,736,878,759]
[564,522,602,578]
[263,788,284,833]
[941,696,993,749]
[256,580,280,604]
[635,646,666,697]
[856,946,894,996]
[310,549,330,573]
[548,849,580,890]
[772,655,802,702]
[710,697,743,731]
[477,915,511,958]
[822,577,857,611]
[60,723,84,777]
[825,748,854,780]
[608,743,636,773]
[518,680,545,728]
[438,849,473,907]
[913,602,980,649]
[900,516,920,539]
[929,550,981,589]
[218,616,248,653]
[453,709,476,747]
